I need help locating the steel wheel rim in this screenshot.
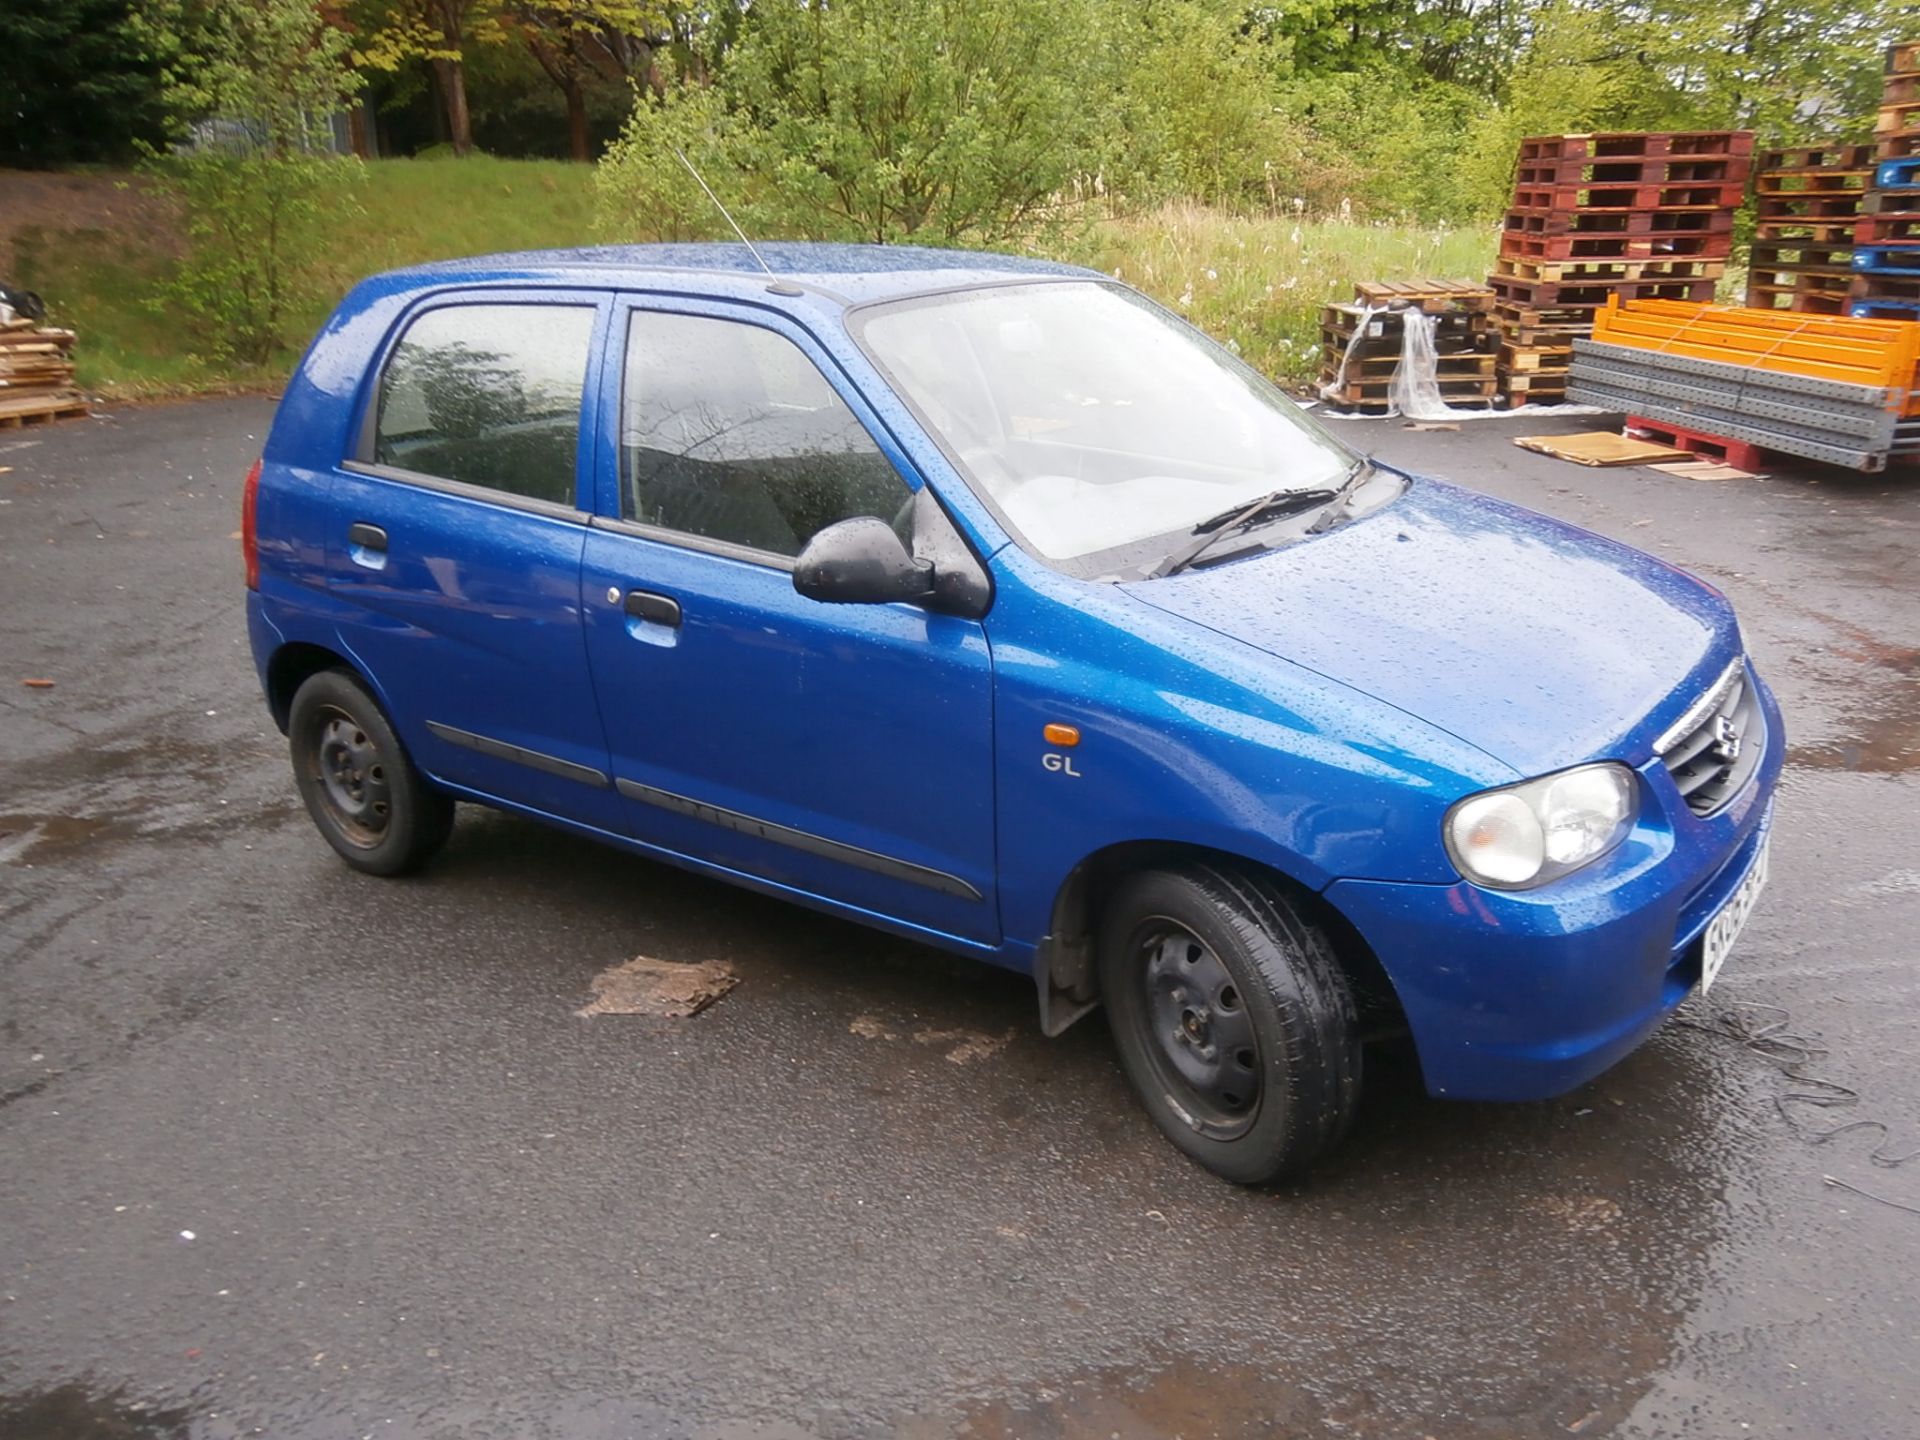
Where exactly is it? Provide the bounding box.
[1135,919,1263,1139]
[310,706,391,847]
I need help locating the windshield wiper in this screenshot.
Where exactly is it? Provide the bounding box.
[1149,485,1339,579]
[1304,455,1375,535]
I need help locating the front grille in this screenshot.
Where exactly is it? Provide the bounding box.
[1656,659,1765,816]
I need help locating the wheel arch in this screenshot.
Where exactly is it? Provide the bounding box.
[264,640,361,734]
[1033,839,1407,1041]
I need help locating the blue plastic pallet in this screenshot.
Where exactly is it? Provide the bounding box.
[1874,156,1920,190]
[1849,298,1920,319]
[1852,246,1920,273]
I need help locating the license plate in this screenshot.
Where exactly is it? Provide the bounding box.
[1701,837,1770,993]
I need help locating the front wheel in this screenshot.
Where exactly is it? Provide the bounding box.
[1099,864,1361,1185]
[288,669,454,877]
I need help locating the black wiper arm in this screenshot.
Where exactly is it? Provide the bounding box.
[1150,486,1337,579]
[1305,455,1375,535]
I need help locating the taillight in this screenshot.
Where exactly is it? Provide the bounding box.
[241,457,262,589]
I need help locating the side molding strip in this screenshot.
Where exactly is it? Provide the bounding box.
[614,778,983,902]
[425,721,610,789]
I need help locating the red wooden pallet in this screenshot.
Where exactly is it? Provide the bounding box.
[1753,172,1869,197]
[1509,180,1744,212]
[1514,157,1747,188]
[1490,274,1718,307]
[1863,188,1920,216]
[1755,192,1865,221]
[1627,418,1765,472]
[1878,129,1920,161]
[1504,207,1734,237]
[1856,213,1920,243]
[1852,271,1920,303]
[1888,40,1920,74]
[1519,132,1754,162]
[1499,230,1732,262]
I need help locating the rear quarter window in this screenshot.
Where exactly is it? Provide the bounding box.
[370,303,595,508]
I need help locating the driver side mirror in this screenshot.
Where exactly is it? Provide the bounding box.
[793,516,936,606]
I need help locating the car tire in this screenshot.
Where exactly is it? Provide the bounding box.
[288,668,454,877]
[1098,863,1361,1185]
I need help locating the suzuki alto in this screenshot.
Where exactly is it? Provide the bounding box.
[244,244,1781,1183]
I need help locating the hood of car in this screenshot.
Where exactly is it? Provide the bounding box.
[1119,476,1737,776]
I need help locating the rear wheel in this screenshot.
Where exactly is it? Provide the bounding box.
[1099,863,1361,1184]
[288,669,453,877]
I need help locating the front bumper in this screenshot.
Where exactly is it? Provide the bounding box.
[1326,673,1784,1101]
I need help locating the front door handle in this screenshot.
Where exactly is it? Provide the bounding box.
[348,522,388,551]
[624,589,682,627]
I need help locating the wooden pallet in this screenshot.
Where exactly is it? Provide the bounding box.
[1503,206,1736,237]
[1745,276,1854,315]
[1852,271,1920,302]
[1498,230,1733,263]
[1321,352,1496,378]
[1753,219,1861,245]
[1758,144,1875,171]
[1519,132,1754,163]
[1855,213,1920,243]
[1749,239,1856,271]
[1491,273,1719,308]
[1494,301,1601,334]
[1508,180,1745,213]
[1493,254,1723,283]
[1753,171,1869,197]
[1496,341,1572,373]
[1754,193,1866,224]
[1888,41,1920,75]
[0,393,89,427]
[1350,279,1494,313]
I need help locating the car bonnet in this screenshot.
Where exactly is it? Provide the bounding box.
[1118,476,1739,776]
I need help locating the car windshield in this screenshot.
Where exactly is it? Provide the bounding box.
[857,281,1356,573]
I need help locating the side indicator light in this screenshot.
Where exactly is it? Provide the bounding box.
[1043,723,1080,747]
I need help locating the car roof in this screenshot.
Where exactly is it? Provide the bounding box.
[379,242,1105,308]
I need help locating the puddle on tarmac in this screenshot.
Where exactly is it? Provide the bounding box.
[0,1383,191,1440]
[1787,703,1920,773]
[0,812,123,862]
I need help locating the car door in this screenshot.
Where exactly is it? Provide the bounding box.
[579,298,1000,945]
[328,291,623,831]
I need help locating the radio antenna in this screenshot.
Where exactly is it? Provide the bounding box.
[674,149,802,296]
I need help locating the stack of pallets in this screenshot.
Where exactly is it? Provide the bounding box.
[1852,41,1920,318]
[1746,144,1873,314]
[1317,281,1496,414]
[0,318,85,428]
[1490,131,1752,406]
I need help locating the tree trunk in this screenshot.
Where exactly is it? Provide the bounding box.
[433,56,474,156]
[565,77,589,161]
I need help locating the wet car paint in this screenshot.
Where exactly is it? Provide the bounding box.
[1,400,1917,1438]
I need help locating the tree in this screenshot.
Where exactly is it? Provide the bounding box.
[506,2,667,160]
[350,0,506,155]
[144,0,365,364]
[0,0,177,167]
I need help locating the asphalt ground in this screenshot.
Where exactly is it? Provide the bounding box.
[2,398,1917,1440]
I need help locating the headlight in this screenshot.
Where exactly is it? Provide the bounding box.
[1444,763,1637,890]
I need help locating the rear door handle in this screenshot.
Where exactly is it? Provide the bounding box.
[624,589,682,627]
[348,522,388,551]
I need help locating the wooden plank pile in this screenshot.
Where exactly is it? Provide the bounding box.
[1851,41,1920,319]
[0,317,86,428]
[1489,131,1753,406]
[1746,144,1872,314]
[1318,281,1496,414]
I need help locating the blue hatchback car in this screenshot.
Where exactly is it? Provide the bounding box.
[245,243,1781,1183]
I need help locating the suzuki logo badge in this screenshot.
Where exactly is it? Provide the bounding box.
[1711,714,1743,762]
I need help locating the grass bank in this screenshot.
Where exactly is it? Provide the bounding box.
[14,157,1496,395]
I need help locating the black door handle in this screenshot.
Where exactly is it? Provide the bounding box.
[348,522,388,551]
[625,589,682,627]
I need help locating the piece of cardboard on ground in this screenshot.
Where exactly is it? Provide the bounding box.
[1648,459,1766,481]
[1512,432,1693,467]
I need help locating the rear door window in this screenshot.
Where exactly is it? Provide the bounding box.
[372,303,595,508]
[620,310,911,558]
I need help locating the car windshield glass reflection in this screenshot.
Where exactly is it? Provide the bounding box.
[859,282,1355,568]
